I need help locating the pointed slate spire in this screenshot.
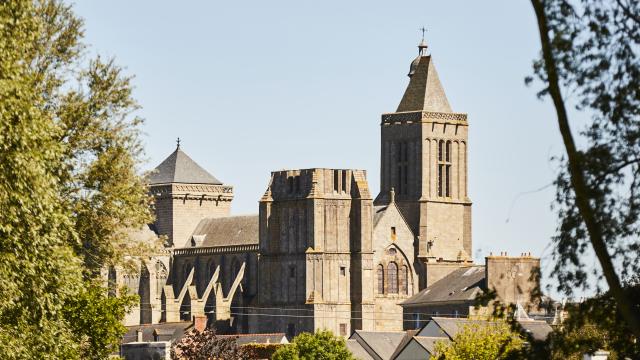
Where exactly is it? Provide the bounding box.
[148,144,222,185]
[396,41,452,113]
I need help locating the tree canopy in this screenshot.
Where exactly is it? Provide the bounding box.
[525,0,640,356]
[271,330,355,360]
[432,322,524,360]
[0,0,152,358]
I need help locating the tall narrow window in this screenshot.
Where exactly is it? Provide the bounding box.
[438,140,452,197]
[334,171,339,193]
[294,176,300,193]
[391,227,397,241]
[396,142,409,195]
[377,265,384,295]
[400,265,408,295]
[341,170,347,193]
[388,262,398,294]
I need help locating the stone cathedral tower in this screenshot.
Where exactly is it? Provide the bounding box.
[375,40,472,287]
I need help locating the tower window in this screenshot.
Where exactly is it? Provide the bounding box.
[396,142,409,195]
[340,266,346,276]
[438,140,452,197]
[339,323,347,336]
[391,227,397,241]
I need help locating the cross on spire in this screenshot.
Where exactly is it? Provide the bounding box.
[418,26,428,55]
[176,137,181,149]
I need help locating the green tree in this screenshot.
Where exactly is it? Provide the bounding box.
[0,0,153,358]
[432,322,524,360]
[526,0,640,353]
[271,330,355,360]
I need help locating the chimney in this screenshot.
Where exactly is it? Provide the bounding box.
[136,328,144,342]
[193,315,207,332]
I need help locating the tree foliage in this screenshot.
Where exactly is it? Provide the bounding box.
[171,328,248,360]
[527,0,640,342]
[271,330,354,360]
[0,0,152,358]
[432,322,524,360]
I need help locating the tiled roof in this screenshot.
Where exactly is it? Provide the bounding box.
[401,266,485,306]
[148,147,222,185]
[397,55,452,113]
[189,215,259,248]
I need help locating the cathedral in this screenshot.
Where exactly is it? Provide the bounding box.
[112,40,540,339]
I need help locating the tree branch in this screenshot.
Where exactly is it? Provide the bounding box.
[530,0,640,339]
[616,0,640,27]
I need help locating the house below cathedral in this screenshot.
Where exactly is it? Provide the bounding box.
[111,38,542,338]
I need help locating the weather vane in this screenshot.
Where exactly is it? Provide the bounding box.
[176,137,181,149]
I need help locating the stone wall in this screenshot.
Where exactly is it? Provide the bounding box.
[152,183,233,248]
[485,254,540,308]
[258,168,374,337]
[371,200,417,331]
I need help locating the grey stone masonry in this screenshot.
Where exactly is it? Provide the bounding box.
[258,169,375,337]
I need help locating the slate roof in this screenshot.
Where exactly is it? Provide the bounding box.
[401,266,485,306]
[122,322,192,343]
[413,336,447,354]
[419,317,553,342]
[218,333,289,345]
[148,147,222,185]
[190,215,259,247]
[397,55,452,113]
[346,339,375,360]
[352,330,406,360]
[519,320,553,341]
[388,329,418,360]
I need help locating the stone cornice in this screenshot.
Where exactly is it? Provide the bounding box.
[151,183,234,201]
[173,244,258,256]
[381,111,468,125]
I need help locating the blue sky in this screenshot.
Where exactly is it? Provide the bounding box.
[74,1,569,293]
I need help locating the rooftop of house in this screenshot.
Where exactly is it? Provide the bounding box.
[350,330,407,360]
[401,266,485,306]
[218,333,289,345]
[122,322,193,344]
[346,339,375,360]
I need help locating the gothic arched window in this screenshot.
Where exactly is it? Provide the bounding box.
[377,265,384,295]
[400,265,408,295]
[388,262,398,294]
